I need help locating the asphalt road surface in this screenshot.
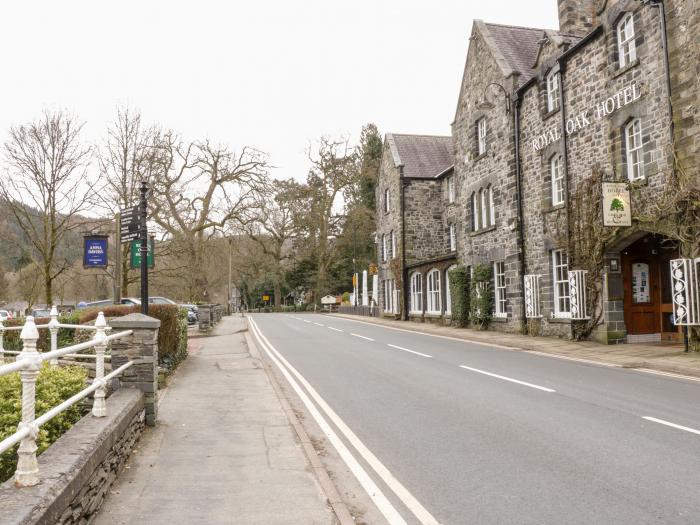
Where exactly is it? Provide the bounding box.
[249,313,700,525]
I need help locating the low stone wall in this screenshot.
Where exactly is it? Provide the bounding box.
[0,389,145,525]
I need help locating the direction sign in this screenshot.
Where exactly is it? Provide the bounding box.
[120,205,141,244]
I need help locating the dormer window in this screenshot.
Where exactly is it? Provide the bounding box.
[546,71,560,112]
[617,13,636,68]
[477,118,487,155]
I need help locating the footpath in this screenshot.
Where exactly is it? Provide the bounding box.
[330,313,700,379]
[95,316,342,525]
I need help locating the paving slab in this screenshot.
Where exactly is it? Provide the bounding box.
[95,316,337,525]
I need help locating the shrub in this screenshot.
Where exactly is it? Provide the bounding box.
[341,292,350,304]
[448,266,470,327]
[469,264,493,330]
[0,364,87,483]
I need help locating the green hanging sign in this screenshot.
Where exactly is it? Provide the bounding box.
[130,238,155,269]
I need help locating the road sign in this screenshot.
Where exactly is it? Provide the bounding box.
[130,238,155,269]
[120,205,141,243]
[83,235,109,269]
[262,295,270,301]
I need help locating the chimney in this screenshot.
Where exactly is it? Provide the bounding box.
[558,0,595,36]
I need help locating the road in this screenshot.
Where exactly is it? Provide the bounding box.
[249,313,700,525]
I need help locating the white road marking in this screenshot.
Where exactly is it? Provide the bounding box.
[314,322,325,327]
[459,365,556,393]
[643,416,700,436]
[328,327,344,332]
[351,333,374,341]
[303,320,311,323]
[525,351,620,368]
[329,314,518,350]
[248,318,429,525]
[387,344,432,358]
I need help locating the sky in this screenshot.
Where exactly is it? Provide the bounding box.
[0,1,558,182]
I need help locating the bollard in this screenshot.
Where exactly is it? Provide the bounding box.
[48,305,59,367]
[15,316,41,487]
[92,312,107,418]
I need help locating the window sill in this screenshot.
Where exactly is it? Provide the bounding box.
[612,58,640,80]
[474,152,488,162]
[491,315,508,322]
[424,312,442,318]
[628,177,648,188]
[549,316,571,324]
[470,225,497,237]
[542,107,560,121]
[542,202,566,214]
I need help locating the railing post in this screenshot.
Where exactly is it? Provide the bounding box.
[92,312,108,418]
[48,305,59,367]
[0,318,4,365]
[15,316,41,487]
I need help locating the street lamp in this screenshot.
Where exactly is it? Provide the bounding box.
[476,82,511,114]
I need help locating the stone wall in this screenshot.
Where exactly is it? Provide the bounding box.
[0,389,145,525]
[452,21,524,333]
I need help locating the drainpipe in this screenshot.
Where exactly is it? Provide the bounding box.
[556,59,575,340]
[513,93,528,333]
[400,166,408,321]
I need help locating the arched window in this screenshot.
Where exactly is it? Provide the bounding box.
[445,265,457,316]
[617,13,636,68]
[487,185,494,226]
[551,155,564,205]
[480,188,487,228]
[382,234,387,262]
[410,272,423,314]
[426,269,442,314]
[471,192,479,231]
[546,70,560,112]
[389,230,395,259]
[625,118,644,180]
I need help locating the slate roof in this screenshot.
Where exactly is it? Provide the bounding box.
[483,23,546,85]
[387,134,453,179]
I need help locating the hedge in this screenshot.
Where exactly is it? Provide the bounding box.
[448,266,470,327]
[0,364,86,482]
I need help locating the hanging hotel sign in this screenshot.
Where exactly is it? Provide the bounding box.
[602,182,632,226]
[530,82,642,151]
[83,235,109,269]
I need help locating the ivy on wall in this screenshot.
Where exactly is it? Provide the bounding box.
[448,266,470,327]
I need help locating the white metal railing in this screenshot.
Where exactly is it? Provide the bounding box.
[569,270,590,320]
[524,274,543,319]
[671,258,700,326]
[0,309,134,487]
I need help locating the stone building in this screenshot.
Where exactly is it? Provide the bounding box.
[375,0,699,343]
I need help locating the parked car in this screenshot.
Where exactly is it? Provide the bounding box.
[180,304,198,324]
[0,310,12,321]
[78,298,141,309]
[30,308,51,318]
[149,296,177,305]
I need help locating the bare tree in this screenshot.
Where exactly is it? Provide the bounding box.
[1,111,95,305]
[147,134,269,301]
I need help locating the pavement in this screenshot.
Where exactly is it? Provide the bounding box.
[251,312,700,524]
[95,315,342,525]
[330,312,700,378]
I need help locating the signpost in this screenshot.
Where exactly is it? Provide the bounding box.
[139,182,149,315]
[119,205,140,244]
[83,235,109,269]
[129,238,155,269]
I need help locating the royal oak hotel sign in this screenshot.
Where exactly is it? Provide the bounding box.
[530,82,642,151]
[602,182,632,226]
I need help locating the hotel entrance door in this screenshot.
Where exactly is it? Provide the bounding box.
[621,235,680,342]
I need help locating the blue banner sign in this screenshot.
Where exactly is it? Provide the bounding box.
[83,236,109,268]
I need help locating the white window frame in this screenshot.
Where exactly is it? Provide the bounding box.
[447,175,455,203]
[625,118,644,181]
[552,249,570,318]
[617,13,636,68]
[551,155,565,205]
[382,234,387,262]
[546,70,560,112]
[487,185,494,227]
[493,261,507,317]
[383,279,395,313]
[410,272,423,314]
[449,223,456,251]
[389,230,396,259]
[472,192,479,231]
[480,188,488,229]
[477,118,487,155]
[384,188,390,213]
[426,269,442,314]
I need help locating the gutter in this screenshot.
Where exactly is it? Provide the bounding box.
[512,93,527,333]
[400,165,408,321]
[647,0,674,143]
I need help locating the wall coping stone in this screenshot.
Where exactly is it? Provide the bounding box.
[109,313,161,329]
[0,389,144,525]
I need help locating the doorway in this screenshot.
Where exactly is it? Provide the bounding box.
[621,234,680,342]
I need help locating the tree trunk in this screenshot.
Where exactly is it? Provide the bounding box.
[274,281,281,310]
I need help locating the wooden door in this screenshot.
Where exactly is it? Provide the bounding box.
[622,255,660,334]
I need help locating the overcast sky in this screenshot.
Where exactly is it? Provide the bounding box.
[0,1,557,182]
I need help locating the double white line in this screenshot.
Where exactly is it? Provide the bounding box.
[248,317,440,525]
